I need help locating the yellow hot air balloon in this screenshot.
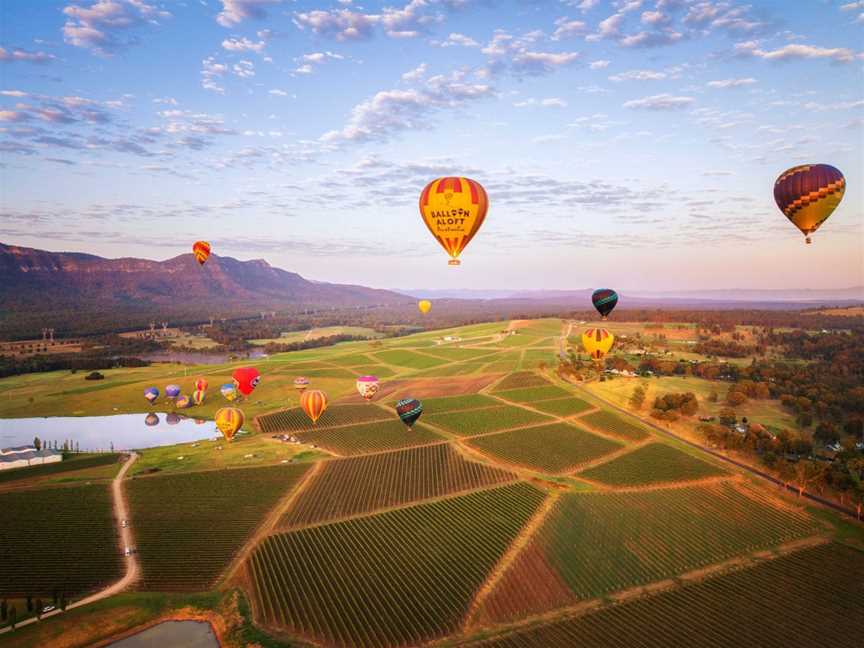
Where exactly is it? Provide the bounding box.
[419,177,488,265]
[418,299,432,314]
[582,328,614,362]
[300,389,328,424]
[774,164,845,244]
[214,407,244,442]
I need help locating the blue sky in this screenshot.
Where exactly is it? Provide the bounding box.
[1,0,862,291]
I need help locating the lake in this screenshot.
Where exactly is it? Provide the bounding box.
[0,413,218,452]
[107,620,219,647]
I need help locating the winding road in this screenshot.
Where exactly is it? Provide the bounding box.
[0,452,139,635]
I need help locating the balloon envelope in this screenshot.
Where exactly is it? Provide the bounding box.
[356,375,380,401]
[144,413,159,427]
[300,390,328,424]
[192,388,206,405]
[166,412,181,425]
[582,328,615,361]
[592,289,618,319]
[144,387,159,404]
[774,164,845,244]
[165,384,181,399]
[215,407,244,441]
[418,300,432,314]
[396,398,423,429]
[220,383,238,401]
[175,394,192,409]
[232,367,261,396]
[419,177,488,265]
[192,240,211,265]
[194,378,209,392]
[293,376,310,392]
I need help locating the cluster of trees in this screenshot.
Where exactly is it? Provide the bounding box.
[651,392,698,421]
[260,334,380,355]
[0,352,149,379]
[694,339,761,358]
[1,591,68,628]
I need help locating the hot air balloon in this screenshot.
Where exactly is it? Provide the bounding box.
[176,394,192,409]
[220,383,238,401]
[300,390,328,424]
[194,418,207,425]
[774,164,845,244]
[192,388,206,406]
[215,407,244,441]
[232,367,260,397]
[293,376,310,393]
[192,240,211,265]
[356,375,380,402]
[592,289,618,320]
[166,412,181,425]
[144,386,159,404]
[582,328,614,362]
[144,413,159,427]
[419,177,488,265]
[165,384,181,400]
[418,300,432,314]
[396,398,423,430]
[194,378,209,392]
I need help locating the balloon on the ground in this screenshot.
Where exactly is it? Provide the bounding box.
[220,383,238,401]
[774,164,845,244]
[144,413,159,427]
[300,390,328,424]
[194,378,208,392]
[192,240,211,265]
[192,388,206,405]
[215,407,244,441]
[592,289,618,320]
[582,328,614,361]
[175,394,192,409]
[396,398,423,430]
[418,300,432,314]
[144,386,159,404]
[356,375,380,401]
[293,376,310,392]
[419,177,489,266]
[165,384,181,400]
[166,412,181,425]
[232,367,261,396]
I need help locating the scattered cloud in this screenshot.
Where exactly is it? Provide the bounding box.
[514,97,568,108]
[293,0,445,41]
[221,36,267,54]
[609,69,668,81]
[482,30,580,76]
[268,88,290,97]
[201,57,227,93]
[589,59,610,69]
[706,77,756,88]
[623,93,694,110]
[402,63,428,82]
[216,0,282,27]
[62,0,171,55]
[552,18,588,40]
[0,46,56,63]
[431,32,480,47]
[734,41,857,63]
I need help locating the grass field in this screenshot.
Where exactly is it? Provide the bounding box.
[467,423,623,474]
[250,482,546,646]
[278,443,516,529]
[579,410,652,442]
[373,349,451,369]
[296,420,445,455]
[127,463,309,591]
[473,542,864,648]
[424,405,553,437]
[577,443,727,486]
[0,483,121,598]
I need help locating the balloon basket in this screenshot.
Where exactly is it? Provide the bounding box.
[448,259,461,266]
[805,237,812,245]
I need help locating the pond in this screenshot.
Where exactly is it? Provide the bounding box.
[0,412,219,452]
[135,349,268,365]
[107,620,219,647]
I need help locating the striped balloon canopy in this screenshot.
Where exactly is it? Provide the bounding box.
[591,289,618,320]
[192,388,206,406]
[194,378,208,392]
[774,164,845,244]
[192,240,211,265]
[396,398,423,430]
[419,177,489,266]
[215,407,244,442]
[300,390,328,424]
[581,328,614,362]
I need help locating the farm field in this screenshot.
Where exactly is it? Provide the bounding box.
[0,452,121,487]
[256,403,391,434]
[577,443,728,487]
[424,405,553,436]
[296,419,445,455]
[249,482,546,647]
[493,371,553,391]
[472,542,864,648]
[493,385,573,403]
[528,397,593,417]
[372,349,451,369]
[579,409,652,442]
[467,423,623,474]
[278,443,516,529]
[127,463,309,591]
[0,483,121,598]
[421,393,500,415]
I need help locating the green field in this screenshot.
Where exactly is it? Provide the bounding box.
[279,443,515,529]
[529,397,593,417]
[296,420,445,455]
[467,423,623,474]
[474,543,864,648]
[421,393,501,415]
[579,410,652,442]
[494,385,573,403]
[373,349,451,369]
[257,403,392,434]
[250,482,546,646]
[0,453,121,486]
[0,483,121,598]
[578,443,727,486]
[127,463,309,591]
[424,405,552,437]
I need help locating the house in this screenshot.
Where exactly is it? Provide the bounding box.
[0,445,63,471]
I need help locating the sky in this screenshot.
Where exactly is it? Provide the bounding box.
[1,0,862,292]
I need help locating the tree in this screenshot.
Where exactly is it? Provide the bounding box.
[35,598,43,620]
[26,596,32,613]
[719,408,736,427]
[59,593,67,611]
[9,606,16,630]
[708,390,718,403]
[727,389,747,406]
[1,599,6,621]
[629,385,646,410]
[33,436,41,451]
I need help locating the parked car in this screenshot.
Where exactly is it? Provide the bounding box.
[42,605,56,614]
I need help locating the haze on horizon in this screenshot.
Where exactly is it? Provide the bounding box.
[1,0,862,292]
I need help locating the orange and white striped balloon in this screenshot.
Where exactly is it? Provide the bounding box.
[214,407,244,441]
[419,177,488,265]
[300,389,328,424]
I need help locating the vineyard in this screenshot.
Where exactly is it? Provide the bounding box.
[278,443,516,529]
[424,405,552,437]
[579,410,652,442]
[467,423,622,474]
[492,372,553,391]
[529,397,593,417]
[577,443,728,486]
[477,482,819,622]
[249,482,547,647]
[295,419,444,455]
[0,483,120,597]
[0,452,121,486]
[472,543,864,648]
[257,403,391,434]
[421,393,500,415]
[127,463,309,591]
[372,349,450,369]
[493,385,573,403]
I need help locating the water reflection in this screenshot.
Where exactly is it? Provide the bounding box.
[107,621,218,648]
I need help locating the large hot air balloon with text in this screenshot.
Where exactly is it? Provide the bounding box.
[774,164,845,244]
[419,177,488,265]
[396,398,423,430]
[582,328,614,362]
[193,240,211,265]
[232,367,260,397]
[300,390,328,424]
[215,407,244,442]
[592,289,618,320]
[356,375,380,402]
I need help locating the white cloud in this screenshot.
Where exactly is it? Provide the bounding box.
[216,0,282,27]
[514,97,568,108]
[609,69,667,81]
[293,0,439,41]
[801,99,864,111]
[62,0,171,54]
[268,89,289,96]
[201,57,227,93]
[293,51,344,75]
[221,37,267,53]
[623,93,694,110]
[482,31,580,76]
[0,46,55,63]
[589,59,610,69]
[641,10,669,25]
[734,41,856,63]
[552,18,587,40]
[402,63,428,81]
[619,29,683,47]
[706,77,756,88]
[233,60,255,78]
[432,32,480,47]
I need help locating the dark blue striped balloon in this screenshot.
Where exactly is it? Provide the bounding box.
[396,398,423,429]
[592,289,618,319]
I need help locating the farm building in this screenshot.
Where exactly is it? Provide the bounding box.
[0,445,63,471]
